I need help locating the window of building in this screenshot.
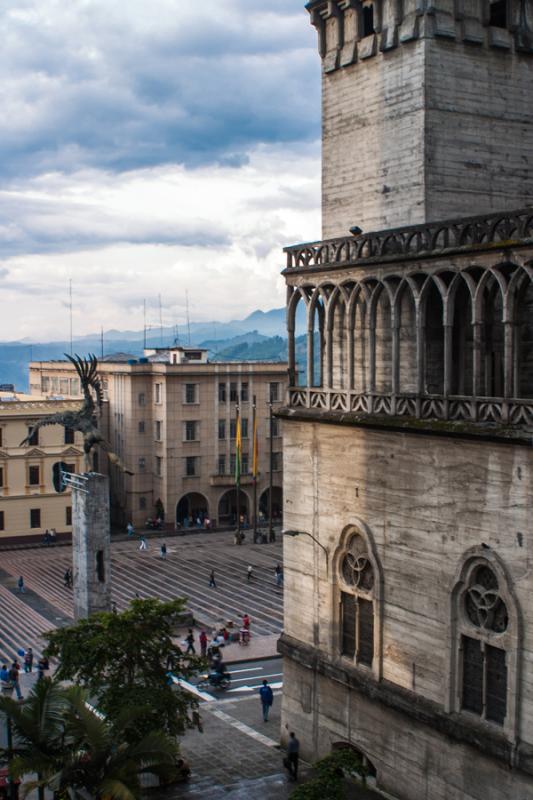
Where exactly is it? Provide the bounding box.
[0,467,4,487]
[185,456,197,476]
[41,377,50,393]
[219,382,227,403]
[27,426,39,446]
[29,466,40,486]
[242,452,249,474]
[139,496,147,511]
[66,506,72,526]
[155,421,162,440]
[458,562,509,726]
[217,455,226,475]
[362,3,375,36]
[185,421,198,441]
[96,550,105,583]
[70,378,80,395]
[138,421,145,434]
[230,420,237,439]
[269,417,280,438]
[272,452,282,472]
[60,378,69,395]
[218,419,226,439]
[64,427,75,445]
[138,393,146,406]
[139,457,146,471]
[241,382,249,402]
[0,428,2,447]
[155,456,162,476]
[185,383,197,404]
[230,382,238,402]
[155,383,162,404]
[241,418,248,439]
[30,508,41,528]
[0,510,4,530]
[338,533,376,669]
[269,382,280,403]
[489,0,507,28]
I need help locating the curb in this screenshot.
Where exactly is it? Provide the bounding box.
[225,652,281,666]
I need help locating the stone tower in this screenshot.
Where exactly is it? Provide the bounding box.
[279,3,533,799]
[71,472,111,619]
[307,0,533,238]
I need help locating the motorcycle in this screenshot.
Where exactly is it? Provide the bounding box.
[198,670,231,690]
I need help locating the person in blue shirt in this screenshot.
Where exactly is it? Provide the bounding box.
[259,679,274,722]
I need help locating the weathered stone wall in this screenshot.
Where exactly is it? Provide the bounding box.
[281,418,533,797]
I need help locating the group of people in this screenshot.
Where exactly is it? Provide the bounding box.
[0,649,50,701]
[43,528,57,545]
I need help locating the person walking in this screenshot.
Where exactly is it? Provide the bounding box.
[259,679,274,722]
[126,522,134,537]
[0,664,11,694]
[275,564,283,587]
[160,542,167,559]
[199,630,208,658]
[209,569,217,588]
[286,732,300,781]
[139,535,148,551]
[23,647,33,673]
[185,629,196,655]
[17,576,25,593]
[247,565,253,582]
[63,568,72,588]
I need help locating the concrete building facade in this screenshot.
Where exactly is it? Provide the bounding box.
[29,350,287,530]
[279,2,533,798]
[0,392,83,539]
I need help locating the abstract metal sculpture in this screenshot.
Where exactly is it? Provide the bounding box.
[21,354,132,474]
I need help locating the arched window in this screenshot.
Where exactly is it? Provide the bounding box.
[450,553,520,735]
[336,528,381,673]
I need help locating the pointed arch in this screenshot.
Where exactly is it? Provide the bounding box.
[287,287,309,387]
[395,280,417,393]
[421,278,445,395]
[448,274,474,396]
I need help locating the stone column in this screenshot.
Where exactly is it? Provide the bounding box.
[72,472,112,619]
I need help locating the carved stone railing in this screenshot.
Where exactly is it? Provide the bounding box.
[284,207,533,272]
[288,388,533,427]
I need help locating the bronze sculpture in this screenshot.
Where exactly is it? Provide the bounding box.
[21,354,132,474]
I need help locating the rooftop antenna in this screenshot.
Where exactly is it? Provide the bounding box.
[143,299,147,350]
[173,316,180,347]
[158,294,163,347]
[69,278,73,356]
[186,289,191,346]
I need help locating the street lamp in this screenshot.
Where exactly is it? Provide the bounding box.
[283,529,329,576]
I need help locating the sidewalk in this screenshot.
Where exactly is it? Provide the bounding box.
[173,627,280,664]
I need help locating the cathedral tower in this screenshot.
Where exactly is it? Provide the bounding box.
[307,0,533,237]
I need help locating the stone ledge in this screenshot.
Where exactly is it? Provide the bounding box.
[278,633,533,776]
[276,406,533,447]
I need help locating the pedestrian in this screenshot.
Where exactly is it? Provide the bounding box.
[126,521,134,537]
[112,601,118,614]
[286,732,300,781]
[50,528,57,543]
[275,564,283,587]
[259,679,274,722]
[63,568,72,588]
[10,662,22,700]
[160,542,167,559]
[247,565,253,582]
[0,663,11,694]
[23,647,33,673]
[37,656,49,681]
[44,529,50,546]
[199,630,208,658]
[185,629,196,655]
[242,613,251,630]
[17,576,25,593]
[139,535,148,551]
[209,569,217,588]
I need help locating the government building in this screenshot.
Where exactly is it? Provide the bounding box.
[29,348,286,531]
[279,0,533,798]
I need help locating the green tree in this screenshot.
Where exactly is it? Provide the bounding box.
[0,679,181,800]
[43,598,202,743]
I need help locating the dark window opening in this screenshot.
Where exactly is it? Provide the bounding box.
[96,550,105,582]
[230,383,238,403]
[29,466,40,486]
[64,428,75,444]
[358,598,374,666]
[486,645,507,725]
[489,0,507,28]
[461,635,507,725]
[341,592,356,658]
[218,383,227,403]
[139,496,147,510]
[0,510,4,530]
[362,4,375,37]
[30,508,41,528]
[27,426,39,446]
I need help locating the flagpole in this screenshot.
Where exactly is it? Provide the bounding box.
[236,404,241,544]
[268,395,274,542]
[252,395,258,542]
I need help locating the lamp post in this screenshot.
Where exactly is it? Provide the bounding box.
[283,529,329,576]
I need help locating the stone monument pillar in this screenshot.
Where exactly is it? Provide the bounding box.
[70,472,112,619]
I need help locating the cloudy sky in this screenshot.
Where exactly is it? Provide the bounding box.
[0,0,321,341]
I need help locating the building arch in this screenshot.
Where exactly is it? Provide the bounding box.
[259,486,283,521]
[448,547,521,739]
[218,488,250,525]
[287,287,310,386]
[420,277,445,395]
[332,520,383,680]
[176,492,209,527]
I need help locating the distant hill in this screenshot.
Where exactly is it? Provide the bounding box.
[0,308,301,391]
